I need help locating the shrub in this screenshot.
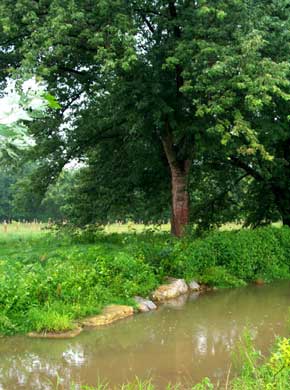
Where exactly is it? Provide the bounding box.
[199,266,246,288]
[230,333,290,389]
[168,227,290,283]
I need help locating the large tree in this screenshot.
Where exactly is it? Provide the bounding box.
[1,1,290,235]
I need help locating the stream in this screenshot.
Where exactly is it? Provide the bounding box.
[0,281,289,389]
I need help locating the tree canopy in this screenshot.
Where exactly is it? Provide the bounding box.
[1,0,290,234]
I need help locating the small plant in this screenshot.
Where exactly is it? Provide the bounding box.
[0,314,16,335]
[230,332,290,390]
[28,307,73,332]
[269,338,290,376]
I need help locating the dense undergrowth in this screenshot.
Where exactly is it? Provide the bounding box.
[0,226,290,335]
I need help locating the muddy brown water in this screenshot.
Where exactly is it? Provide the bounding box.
[0,281,289,390]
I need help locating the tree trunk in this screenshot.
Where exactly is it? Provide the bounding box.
[171,165,190,236]
[162,134,191,237]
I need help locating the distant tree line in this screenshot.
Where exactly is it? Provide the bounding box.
[0,165,73,222]
[0,164,171,224]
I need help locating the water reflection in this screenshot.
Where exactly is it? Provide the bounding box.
[0,281,289,389]
[62,346,86,366]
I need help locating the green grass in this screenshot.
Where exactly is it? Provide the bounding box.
[0,220,45,235]
[0,223,290,335]
[28,307,74,332]
[103,222,170,234]
[0,225,161,334]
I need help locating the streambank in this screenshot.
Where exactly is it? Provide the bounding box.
[1,281,289,389]
[26,277,271,339]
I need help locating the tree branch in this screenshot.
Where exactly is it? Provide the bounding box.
[143,17,155,34]
[229,156,264,181]
[58,66,88,76]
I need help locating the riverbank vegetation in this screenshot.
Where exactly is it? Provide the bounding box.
[1,224,290,335]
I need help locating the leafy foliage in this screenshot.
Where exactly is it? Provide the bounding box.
[0,225,290,334]
[170,227,290,282]
[0,230,159,334]
[229,332,290,390]
[1,1,290,231]
[0,78,52,162]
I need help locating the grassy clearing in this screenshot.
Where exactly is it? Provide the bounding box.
[0,223,290,335]
[0,221,45,235]
[103,222,170,234]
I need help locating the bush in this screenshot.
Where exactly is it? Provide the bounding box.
[167,226,290,283]
[199,266,246,288]
[229,333,290,389]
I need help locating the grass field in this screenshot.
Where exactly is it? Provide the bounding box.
[103,222,170,234]
[0,221,45,237]
[0,220,254,237]
[0,221,169,236]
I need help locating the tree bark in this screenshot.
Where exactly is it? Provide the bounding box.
[164,1,190,236]
[162,134,190,237]
[171,164,190,236]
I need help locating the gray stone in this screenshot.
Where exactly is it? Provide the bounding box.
[134,296,157,312]
[145,299,157,310]
[152,278,188,302]
[188,280,200,291]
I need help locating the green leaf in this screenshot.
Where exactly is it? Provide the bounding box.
[0,125,15,137]
[43,93,61,109]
